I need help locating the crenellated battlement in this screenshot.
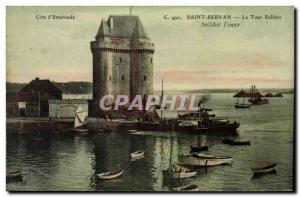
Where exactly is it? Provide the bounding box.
[91,40,155,51]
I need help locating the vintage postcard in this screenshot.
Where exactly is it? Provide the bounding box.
[6,6,295,192]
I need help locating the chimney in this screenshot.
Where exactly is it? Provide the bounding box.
[109,17,113,31]
[35,77,39,81]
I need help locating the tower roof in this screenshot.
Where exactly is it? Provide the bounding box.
[95,15,149,40]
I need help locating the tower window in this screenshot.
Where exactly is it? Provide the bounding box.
[122,75,124,80]
[119,57,122,62]
[144,76,147,81]
[109,76,112,81]
[150,58,153,63]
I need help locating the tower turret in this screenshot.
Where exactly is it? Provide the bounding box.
[90,15,154,115]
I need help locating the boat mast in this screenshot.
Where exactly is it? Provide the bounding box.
[251,85,253,101]
[116,143,120,170]
[160,78,164,119]
[169,131,174,168]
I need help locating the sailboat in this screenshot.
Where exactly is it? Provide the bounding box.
[164,131,197,179]
[235,97,252,109]
[72,106,88,133]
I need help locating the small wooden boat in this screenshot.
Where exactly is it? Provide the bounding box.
[72,128,88,133]
[97,170,124,180]
[235,103,252,108]
[6,170,23,183]
[177,184,200,192]
[131,155,144,161]
[251,163,277,174]
[178,121,197,131]
[167,164,197,179]
[235,96,252,108]
[130,150,145,158]
[190,145,208,152]
[222,138,251,145]
[178,153,233,166]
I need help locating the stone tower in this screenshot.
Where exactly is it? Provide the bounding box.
[91,15,154,113]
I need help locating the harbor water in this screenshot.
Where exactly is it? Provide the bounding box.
[6,93,294,191]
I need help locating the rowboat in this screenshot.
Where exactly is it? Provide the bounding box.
[235,103,252,108]
[222,138,251,145]
[130,150,145,158]
[72,128,88,133]
[178,120,197,131]
[176,184,200,192]
[178,153,233,166]
[251,163,277,174]
[97,170,124,180]
[167,164,197,179]
[190,145,208,152]
[6,170,23,183]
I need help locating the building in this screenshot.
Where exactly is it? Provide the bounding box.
[6,78,62,117]
[62,94,92,100]
[49,99,88,118]
[90,15,155,115]
[7,92,40,117]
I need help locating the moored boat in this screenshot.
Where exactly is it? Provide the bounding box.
[178,121,197,131]
[222,138,251,145]
[167,164,197,179]
[6,170,23,183]
[248,85,269,105]
[130,150,145,158]
[178,153,233,166]
[190,145,208,152]
[72,128,89,133]
[177,184,200,192]
[235,103,252,108]
[97,170,124,180]
[251,163,277,174]
[235,96,252,109]
[72,106,88,133]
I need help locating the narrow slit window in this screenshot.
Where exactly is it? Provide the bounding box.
[144,76,147,81]
[122,75,124,80]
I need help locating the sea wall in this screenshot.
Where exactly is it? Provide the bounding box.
[6,118,137,134]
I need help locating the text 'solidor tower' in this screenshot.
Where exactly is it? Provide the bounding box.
[91,15,154,113]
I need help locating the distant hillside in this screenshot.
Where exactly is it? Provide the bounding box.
[7,81,294,95]
[6,82,26,93]
[6,81,93,94]
[54,82,92,94]
[185,88,294,94]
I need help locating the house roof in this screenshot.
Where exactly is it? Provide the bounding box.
[7,92,39,102]
[19,78,62,98]
[95,15,149,40]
